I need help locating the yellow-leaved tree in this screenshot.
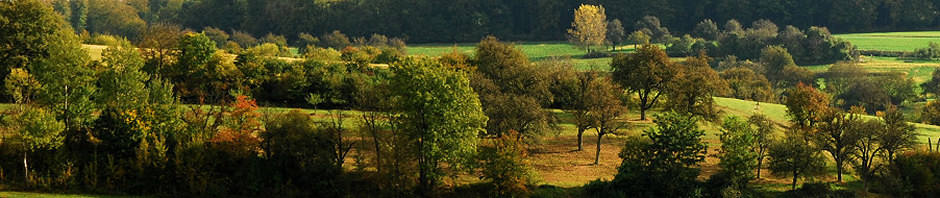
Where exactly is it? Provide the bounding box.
[568,4,607,53]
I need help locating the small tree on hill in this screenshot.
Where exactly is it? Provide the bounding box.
[627,30,651,49]
[611,44,678,120]
[715,116,758,190]
[768,136,827,190]
[587,77,627,165]
[748,114,776,179]
[568,4,607,52]
[607,19,625,51]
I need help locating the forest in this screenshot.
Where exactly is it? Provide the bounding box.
[3,0,940,197]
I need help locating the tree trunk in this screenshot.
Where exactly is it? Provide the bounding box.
[23,152,28,183]
[577,128,585,151]
[792,171,798,190]
[756,158,763,179]
[640,109,647,121]
[594,132,603,165]
[836,160,843,182]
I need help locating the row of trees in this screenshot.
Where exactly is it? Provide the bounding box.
[587,82,931,197]
[47,0,940,43]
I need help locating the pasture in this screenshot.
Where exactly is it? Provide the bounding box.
[835,31,940,51]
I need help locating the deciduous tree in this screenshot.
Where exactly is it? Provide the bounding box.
[568,4,607,52]
[768,136,827,190]
[610,44,677,120]
[390,57,486,195]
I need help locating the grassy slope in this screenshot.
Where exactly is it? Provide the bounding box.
[836,31,940,51]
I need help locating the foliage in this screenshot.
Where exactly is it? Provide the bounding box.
[812,108,861,182]
[610,44,678,120]
[634,16,672,43]
[478,131,536,197]
[606,19,625,50]
[390,57,486,195]
[880,151,940,197]
[472,36,553,141]
[605,112,707,197]
[721,67,774,102]
[627,30,651,47]
[567,4,607,52]
[922,100,940,125]
[262,110,345,196]
[666,54,728,121]
[784,83,830,129]
[767,136,828,190]
[714,116,758,190]
[586,76,627,165]
[748,114,776,179]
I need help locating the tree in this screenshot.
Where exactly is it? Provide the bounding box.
[0,0,81,102]
[768,136,827,190]
[760,45,798,84]
[694,19,720,41]
[587,77,627,165]
[635,16,671,43]
[851,116,886,191]
[784,83,830,129]
[922,68,940,97]
[611,111,707,197]
[721,67,774,102]
[606,19,625,51]
[748,114,775,179]
[610,44,678,120]
[812,108,861,182]
[627,30,651,49]
[568,4,607,52]
[390,57,487,195]
[97,39,150,110]
[138,22,183,75]
[472,37,552,141]
[666,54,728,121]
[881,106,917,161]
[7,106,65,183]
[86,0,146,39]
[715,116,759,189]
[565,70,599,151]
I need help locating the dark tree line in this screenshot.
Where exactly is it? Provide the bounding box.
[49,0,940,43]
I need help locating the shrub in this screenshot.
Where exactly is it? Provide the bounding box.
[478,131,536,197]
[262,110,345,196]
[305,47,342,61]
[878,151,940,197]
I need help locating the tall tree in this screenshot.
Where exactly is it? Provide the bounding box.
[666,54,728,121]
[568,4,607,52]
[716,116,759,189]
[851,116,886,191]
[880,105,917,161]
[97,39,150,110]
[588,77,627,165]
[472,36,552,141]
[721,67,774,102]
[748,114,776,179]
[7,106,65,183]
[812,108,861,182]
[784,83,830,129]
[606,19,626,51]
[390,57,487,196]
[610,44,678,120]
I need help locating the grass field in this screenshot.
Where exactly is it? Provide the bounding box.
[835,31,940,51]
[408,42,656,70]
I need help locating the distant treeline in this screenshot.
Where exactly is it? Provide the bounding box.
[50,0,940,43]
